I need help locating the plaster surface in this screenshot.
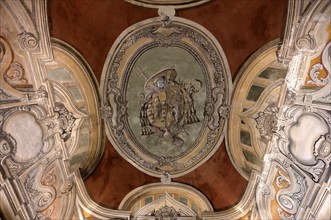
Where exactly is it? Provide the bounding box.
[49,0,287,210]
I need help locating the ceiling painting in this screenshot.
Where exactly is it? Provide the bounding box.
[46,38,105,179]
[257,1,331,219]
[101,12,232,178]
[119,182,213,219]
[303,24,330,89]
[227,39,288,179]
[1,0,331,220]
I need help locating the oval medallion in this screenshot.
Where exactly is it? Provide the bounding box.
[101,16,232,177]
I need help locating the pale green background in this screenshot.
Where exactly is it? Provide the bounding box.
[126,46,207,157]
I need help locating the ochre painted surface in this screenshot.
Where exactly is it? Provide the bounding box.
[49,0,287,210]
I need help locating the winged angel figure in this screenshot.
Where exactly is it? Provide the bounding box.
[140,69,201,147]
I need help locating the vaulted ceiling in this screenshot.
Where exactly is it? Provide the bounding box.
[2,1,329,219]
[49,0,288,210]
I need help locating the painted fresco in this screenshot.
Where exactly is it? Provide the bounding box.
[127,47,205,157]
[101,15,232,177]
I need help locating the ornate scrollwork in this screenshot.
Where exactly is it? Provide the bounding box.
[23,150,62,218]
[151,17,182,47]
[105,87,126,130]
[277,172,307,215]
[314,134,331,166]
[307,63,329,86]
[291,174,307,202]
[153,205,180,220]
[205,87,227,131]
[100,105,112,120]
[25,165,56,212]
[255,104,279,141]
[296,160,325,182]
[277,207,295,220]
[278,194,298,214]
[60,178,74,194]
[0,104,50,176]
[37,205,55,220]
[276,105,331,182]
[17,104,48,120]
[53,103,76,141]
[40,102,76,142]
[295,33,316,52]
[0,89,19,103]
[17,30,39,51]
[102,14,231,176]
[21,86,48,104]
[276,170,291,188]
[256,180,271,196]
[0,131,16,163]
[4,61,28,85]
[0,131,16,157]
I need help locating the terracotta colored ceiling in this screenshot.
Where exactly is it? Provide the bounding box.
[49,0,288,211]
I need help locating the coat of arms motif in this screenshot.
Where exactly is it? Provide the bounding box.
[101,16,232,177]
[140,69,201,147]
